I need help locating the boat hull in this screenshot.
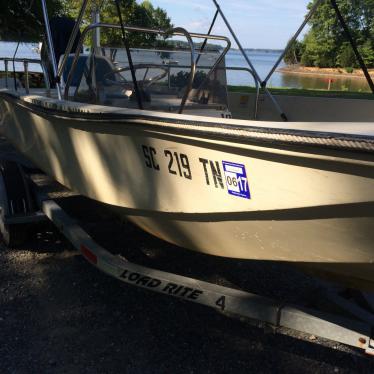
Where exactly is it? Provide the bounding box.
[1,92,374,289]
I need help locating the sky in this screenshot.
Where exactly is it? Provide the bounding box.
[142,0,311,49]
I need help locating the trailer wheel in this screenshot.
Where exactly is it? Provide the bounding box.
[0,160,33,248]
[0,220,28,248]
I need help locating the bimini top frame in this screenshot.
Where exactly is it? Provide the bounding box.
[42,0,231,114]
[41,0,374,120]
[64,23,231,114]
[41,0,62,99]
[210,0,374,121]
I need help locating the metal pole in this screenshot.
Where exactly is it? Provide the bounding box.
[92,8,101,51]
[211,0,287,121]
[24,61,30,94]
[114,0,143,110]
[173,27,197,114]
[65,23,230,101]
[40,0,62,99]
[263,0,323,85]
[57,0,89,80]
[40,59,51,97]
[330,0,374,94]
[168,65,171,89]
[4,60,8,88]
[196,10,219,66]
[12,42,20,92]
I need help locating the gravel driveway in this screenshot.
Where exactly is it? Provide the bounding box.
[1,205,374,374]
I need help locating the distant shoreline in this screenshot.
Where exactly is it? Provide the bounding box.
[233,48,284,53]
[278,65,374,80]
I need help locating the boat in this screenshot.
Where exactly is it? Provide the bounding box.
[0,0,373,290]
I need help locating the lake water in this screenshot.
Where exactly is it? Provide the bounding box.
[0,42,42,72]
[226,49,371,92]
[0,41,371,92]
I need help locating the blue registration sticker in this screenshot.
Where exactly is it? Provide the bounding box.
[222,161,251,199]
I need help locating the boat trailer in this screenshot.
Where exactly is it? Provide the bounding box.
[0,158,374,356]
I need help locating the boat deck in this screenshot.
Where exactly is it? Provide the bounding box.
[20,88,226,117]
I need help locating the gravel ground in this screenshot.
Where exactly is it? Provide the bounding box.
[1,206,374,374]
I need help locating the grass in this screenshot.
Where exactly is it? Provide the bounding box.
[228,85,374,100]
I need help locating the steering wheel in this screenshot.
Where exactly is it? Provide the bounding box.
[104,64,169,89]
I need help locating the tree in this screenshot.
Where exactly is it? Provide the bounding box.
[283,40,304,65]
[0,0,64,42]
[289,0,374,68]
[0,0,172,46]
[61,0,172,47]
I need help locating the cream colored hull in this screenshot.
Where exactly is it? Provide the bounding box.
[1,92,374,289]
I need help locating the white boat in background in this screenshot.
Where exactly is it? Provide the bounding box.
[0,0,373,290]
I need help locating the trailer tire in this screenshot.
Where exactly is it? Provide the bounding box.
[0,221,28,248]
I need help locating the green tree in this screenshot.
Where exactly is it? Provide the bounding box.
[294,0,374,68]
[61,0,172,47]
[0,0,64,42]
[360,40,374,67]
[284,40,304,65]
[0,0,172,46]
[337,42,356,67]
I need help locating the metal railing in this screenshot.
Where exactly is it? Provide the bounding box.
[0,56,259,119]
[0,57,50,95]
[63,23,231,114]
[41,0,61,99]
